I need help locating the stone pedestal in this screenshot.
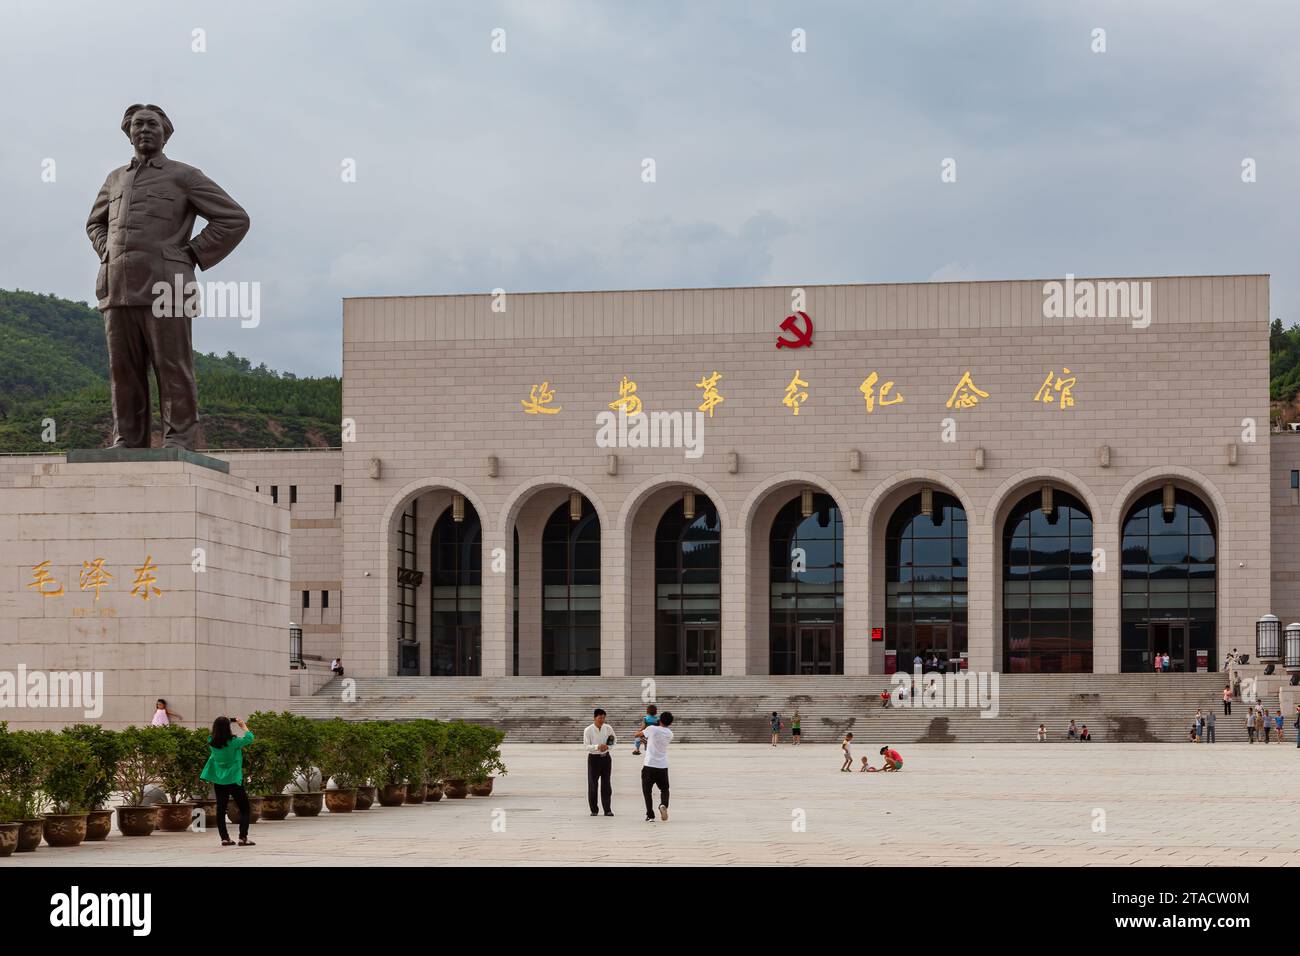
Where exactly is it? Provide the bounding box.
[0,458,289,729]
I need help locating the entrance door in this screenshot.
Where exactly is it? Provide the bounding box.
[682,627,719,675]
[797,626,834,675]
[915,620,953,671]
[1149,621,1188,673]
[456,625,480,676]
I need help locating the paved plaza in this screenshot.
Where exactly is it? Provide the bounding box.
[9,743,1299,867]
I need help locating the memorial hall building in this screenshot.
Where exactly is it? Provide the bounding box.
[7,274,1300,695]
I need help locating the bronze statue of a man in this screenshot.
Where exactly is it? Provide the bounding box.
[86,104,250,450]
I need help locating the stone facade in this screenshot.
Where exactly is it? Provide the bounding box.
[4,274,1295,688]
[0,460,288,729]
[337,275,1273,678]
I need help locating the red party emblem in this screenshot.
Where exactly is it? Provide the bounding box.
[776,311,814,349]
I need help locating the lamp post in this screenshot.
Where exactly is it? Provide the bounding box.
[1284,622,1300,686]
[289,622,303,667]
[1256,614,1280,676]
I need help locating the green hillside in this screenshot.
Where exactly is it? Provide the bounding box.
[0,290,341,452]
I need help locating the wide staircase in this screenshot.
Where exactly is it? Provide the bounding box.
[288,673,1232,744]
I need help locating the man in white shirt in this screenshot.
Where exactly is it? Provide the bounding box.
[636,710,674,822]
[582,708,616,816]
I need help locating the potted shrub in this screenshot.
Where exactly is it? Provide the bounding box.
[441,722,480,799]
[247,711,297,820]
[2,729,48,851]
[374,722,421,806]
[467,726,508,797]
[157,725,209,832]
[280,714,324,818]
[113,726,172,836]
[40,731,103,847]
[351,722,383,810]
[62,725,121,841]
[319,719,380,813]
[414,719,448,801]
[0,795,21,857]
[0,723,38,855]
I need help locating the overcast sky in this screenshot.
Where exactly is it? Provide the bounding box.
[2,0,1297,377]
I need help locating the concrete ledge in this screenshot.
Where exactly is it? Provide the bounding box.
[66,447,230,474]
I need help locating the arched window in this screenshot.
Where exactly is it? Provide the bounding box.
[1121,487,1216,673]
[430,503,481,675]
[1003,488,1093,673]
[542,497,601,675]
[886,491,967,672]
[769,492,843,675]
[655,496,721,674]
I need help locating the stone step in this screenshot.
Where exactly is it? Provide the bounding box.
[287,673,1239,743]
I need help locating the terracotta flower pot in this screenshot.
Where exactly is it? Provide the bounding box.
[157,803,196,832]
[425,783,443,802]
[404,783,426,805]
[354,785,376,810]
[259,794,292,821]
[85,809,114,841]
[0,823,19,857]
[116,806,158,837]
[469,777,495,797]
[226,796,263,825]
[378,784,407,807]
[16,819,46,851]
[291,792,325,817]
[43,813,90,847]
[443,779,469,799]
[324,789,357,813]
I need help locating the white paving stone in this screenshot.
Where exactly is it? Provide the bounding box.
[7,743,1298,867]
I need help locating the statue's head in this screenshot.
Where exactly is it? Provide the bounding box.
[121,104,174,156]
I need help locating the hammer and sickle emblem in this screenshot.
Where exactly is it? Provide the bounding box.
[776,311,814,349]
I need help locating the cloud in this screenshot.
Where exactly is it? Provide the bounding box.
[1,0,1297,377]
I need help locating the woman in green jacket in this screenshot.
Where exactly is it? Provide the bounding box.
[200,716,256,847]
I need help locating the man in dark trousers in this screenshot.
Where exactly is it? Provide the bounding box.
[582,708,615,816]
[86,104,250,450]
[637,710,674,822]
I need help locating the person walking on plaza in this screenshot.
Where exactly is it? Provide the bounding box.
[1206,708,1216,743]
[1262,709,1272,744]
[150,698,183,726]
[770,711,782,747]
[791,710,802,745]
[637,711,673,822]
[1222,685,1232,716]
[1273,710,1284,743]
[840,733,854,772]
[200,716,255,847]
[1247,712,1256,743]
[583,708,615,816]
[631,704,658,756]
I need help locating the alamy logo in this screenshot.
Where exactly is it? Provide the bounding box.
[1042,274,1151,328]
[50,886,151,936]
[595,409,704,459]
[0,667,103,719]
[152,277,261,328]
[889,668,1000,718]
